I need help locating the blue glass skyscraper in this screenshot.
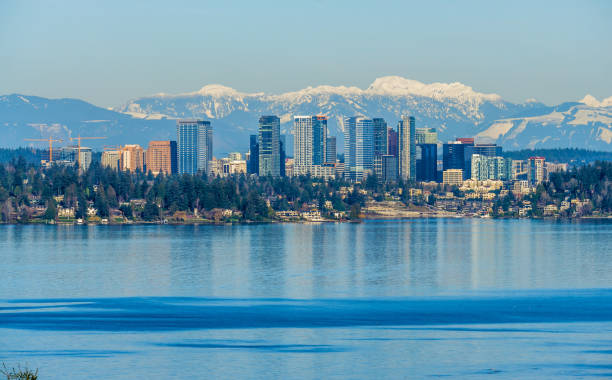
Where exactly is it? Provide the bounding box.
[258,115,281,177]
[344,116,374,182]
[176,120,213,175]
[248,134,259,175]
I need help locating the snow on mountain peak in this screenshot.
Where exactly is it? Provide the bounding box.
[193,84,246,97]
[137,76,503,105]
[580,94,601,107]
[365,76,502,102]
[273,85,363,101]
[578,94,612,107]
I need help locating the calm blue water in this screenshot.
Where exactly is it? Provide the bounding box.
[1,219,611,379]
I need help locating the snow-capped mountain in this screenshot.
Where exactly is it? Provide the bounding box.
[115,76,545,153]
[114,76,612,152]
[476,100,612,149]
[1,77,611,155]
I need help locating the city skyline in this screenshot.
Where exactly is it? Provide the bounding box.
[2,2,611,379]
[40,111,551,187]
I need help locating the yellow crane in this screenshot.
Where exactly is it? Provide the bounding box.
[103,145,123,151]
[24,137,64,162]
[69,135,107,167]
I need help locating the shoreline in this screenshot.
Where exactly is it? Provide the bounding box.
[1,213,610,226]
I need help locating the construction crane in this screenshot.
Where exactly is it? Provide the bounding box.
[69,135,106,167]
[24,137,64,162]
[103,145,123,151]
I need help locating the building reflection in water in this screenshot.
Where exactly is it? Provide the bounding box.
[1,220,611,300]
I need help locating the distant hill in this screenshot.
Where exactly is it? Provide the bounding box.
[0,94,177,151]
[503,148,612,164]
[0,148,44,164]
[2,77,611,155]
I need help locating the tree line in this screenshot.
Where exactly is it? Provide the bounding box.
[0,154,610,223]
[0,157,370,223]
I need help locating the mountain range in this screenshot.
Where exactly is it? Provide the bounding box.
[2,76,611,155]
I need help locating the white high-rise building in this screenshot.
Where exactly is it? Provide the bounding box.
[294,116,313,176]
[293,115,327,176]
[528,157,546,184]
[471,154,512,181]
[398,115,416,181]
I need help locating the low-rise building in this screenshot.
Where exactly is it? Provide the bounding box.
[461,179,503,193]
[543,204,558,215]
[310,164,337,180]
[443,169,463,186]
[58,206,75,218]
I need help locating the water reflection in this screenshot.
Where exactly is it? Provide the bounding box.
[0,220,611,299]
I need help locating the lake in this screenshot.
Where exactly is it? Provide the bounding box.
[1,219,611,379]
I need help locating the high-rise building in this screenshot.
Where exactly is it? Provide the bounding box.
[443,142,465,171]
[294,115,327,175]
[344,116,374,182]
[382,155,398,183]
[416,128,438,144]
[463,143,502,178]
[325,136,337,164]
[416,143,437,182]
[294,116,313,176]
[387,127,398,157]
[373,118,388,158]
[313,116,327,166]
[58,146,93,171]
[248,134,259,175]
[258,115,281,177]
[101,150,120,170]
[77,147,93,171]
[470,154,512,181]
[280,136,286,177]
[177,120,213,175]
[469,143,502,157]
[121,144,145,172]
[528,157,546,184]
[442,138,474,178]
[374,154,398,183]
[398,115,416,181]
[146,141,177,175]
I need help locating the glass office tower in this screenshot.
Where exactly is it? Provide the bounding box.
[177,120,212,175]
[258,115,281,177]
[344,116,374,182]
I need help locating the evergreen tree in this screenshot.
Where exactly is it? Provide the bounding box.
[94,187,109,217]
[76,194,88,219]
[142,201,160,221]
[119,203,133,219]
[44,198,57,220]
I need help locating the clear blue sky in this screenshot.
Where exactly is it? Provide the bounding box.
[1,0,611,107]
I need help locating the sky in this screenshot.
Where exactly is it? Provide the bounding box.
[1,0,611,108]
